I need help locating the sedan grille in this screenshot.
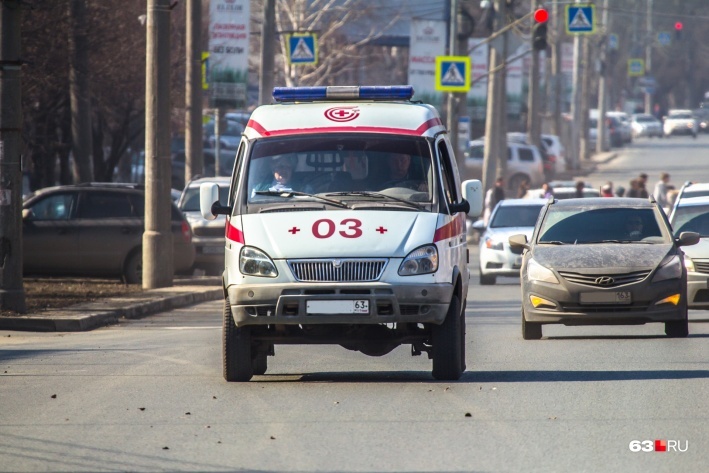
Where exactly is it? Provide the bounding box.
[558,270,651,288]
[288,259,387,282]
[694,261,709,274]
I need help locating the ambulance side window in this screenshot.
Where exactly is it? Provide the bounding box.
[437,140,459,203]
[229,141,247,208]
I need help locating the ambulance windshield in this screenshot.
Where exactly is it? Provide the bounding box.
[246,135,433,205]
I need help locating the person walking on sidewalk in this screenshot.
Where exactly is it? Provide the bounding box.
[653,172,672,210]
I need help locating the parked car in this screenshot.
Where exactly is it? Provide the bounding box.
[506,132,559,179]
[605,115,625,147]
[203,120,244,150]
[509,197,699,339]
[668,196,709,310]
[668,181,709,221]
[630,113,663,138]
[22,183,195,283]
[472,198,546,285]
[663,109,698,138]
[177,176,231,275]
[525,185,600,200]
[606,111,633,143]
[171,148,237,189]
[540,134,567,174]
[464,139,545,192]
[693,108,709,133]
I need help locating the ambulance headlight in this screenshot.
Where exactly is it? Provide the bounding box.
[240,246,278,277]
[398,245,438,276]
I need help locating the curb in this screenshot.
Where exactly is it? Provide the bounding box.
[0,284,223,332]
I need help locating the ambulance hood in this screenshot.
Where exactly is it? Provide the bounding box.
[239,211,441,259]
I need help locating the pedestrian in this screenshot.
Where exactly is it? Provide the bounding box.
[541,182,554,199]
[626,179,640,198]
[653,172,671,210]
[601,182,614,197]
[637,173,649,198]
[614,185,626,197]
[575,180,585,198]
[483,176,506,225]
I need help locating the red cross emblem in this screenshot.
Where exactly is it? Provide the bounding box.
[288,227,300,234]
[324,107,360,122]
[376,226,387,234]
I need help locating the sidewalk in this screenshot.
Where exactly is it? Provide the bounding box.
[0,277,223,332]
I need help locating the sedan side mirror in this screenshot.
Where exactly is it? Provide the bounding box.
[676,231,700,247]
[508,233,530,251]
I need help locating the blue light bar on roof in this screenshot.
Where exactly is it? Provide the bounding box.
[272,85,414,102]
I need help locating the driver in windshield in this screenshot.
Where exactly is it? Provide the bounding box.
[624,216,644,240]
[254,155,300,192]
[380,153,428,192]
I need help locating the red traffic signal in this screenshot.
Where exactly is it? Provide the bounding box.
[674,21,683,31]
[534,8,549,23]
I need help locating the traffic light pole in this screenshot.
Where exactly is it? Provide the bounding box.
[644,0,653,114]
[527,1,544,152]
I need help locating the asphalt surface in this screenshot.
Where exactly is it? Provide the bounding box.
[0,150,616,333]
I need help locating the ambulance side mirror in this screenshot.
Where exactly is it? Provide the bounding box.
[200,182,230,220]
[461,179,483,218]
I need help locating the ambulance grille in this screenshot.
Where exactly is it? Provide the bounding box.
[288,259,387,282]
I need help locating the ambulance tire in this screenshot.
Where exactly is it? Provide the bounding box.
[432,295,464,381]
[223,297,254,382]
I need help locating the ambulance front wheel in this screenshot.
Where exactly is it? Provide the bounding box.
[431,294,464,381]
[223,297,254,382]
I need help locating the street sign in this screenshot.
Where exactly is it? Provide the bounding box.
[565,5,595,35]
[287,33,318,65]
[435,56,471,92]
[608,33,618,50]
[658,31,671,46]
[628,58,645,77]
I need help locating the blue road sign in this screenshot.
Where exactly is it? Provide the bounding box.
[435,56,470,92]
[608,33,618,50]
[658,32,671,46]
[288,33,317,65]
[566,5,595,34]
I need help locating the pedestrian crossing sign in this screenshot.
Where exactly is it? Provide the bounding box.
[628,58,645,77]
[435,56,471,92]
[565,5,595,35]
[287,33,318,65]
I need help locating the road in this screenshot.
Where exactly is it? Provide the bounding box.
[2,136,709,472]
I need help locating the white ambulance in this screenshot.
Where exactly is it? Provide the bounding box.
[200,86,483,381]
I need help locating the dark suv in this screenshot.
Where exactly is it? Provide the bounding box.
[22,183,195,283]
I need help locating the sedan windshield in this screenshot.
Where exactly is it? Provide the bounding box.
[538,207,669,244]
[246,134,433,205]
[490,205,543,228]
[671,205,709,237]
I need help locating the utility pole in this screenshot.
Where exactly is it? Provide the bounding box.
[68,0,93,183]
[0,0,26,312]
[569,0,582,171]
[259,0,275,105]
[551,0,562,137]
[143,0,174,289]
[185,0,203,185]
[597,0,610,153]
[446,0,459,165]
[644,0,653,114]
[580,36,590,161]
[527,0,542,151]
[482,0,504,194]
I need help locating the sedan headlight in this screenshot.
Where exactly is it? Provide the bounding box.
[527,258,559,284]
[398,245,438,276]
[240,246,278,277]
[684,256,696,272]
[484,237,504,251]
[652,255,682,283]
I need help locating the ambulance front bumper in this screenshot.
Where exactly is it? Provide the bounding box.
[227,282,454,327]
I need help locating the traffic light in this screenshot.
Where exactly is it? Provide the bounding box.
[532,8,549,51]
[675,21,683,40]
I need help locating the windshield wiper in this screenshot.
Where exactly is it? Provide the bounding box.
[539,240,567,245]
[325,191,424,210]
[253,190,349,209]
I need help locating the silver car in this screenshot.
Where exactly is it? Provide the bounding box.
[464,140,545,192]
[178,176,231,274]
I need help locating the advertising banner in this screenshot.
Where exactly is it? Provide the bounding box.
[408,19,446,108]
[208,0,250,106]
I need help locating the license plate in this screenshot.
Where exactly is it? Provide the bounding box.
[201,246,223,254]
[579,291,632,304]
[306,300,369,315]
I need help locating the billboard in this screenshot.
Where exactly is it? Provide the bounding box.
[208,0,250,107]
[408,19,446,108]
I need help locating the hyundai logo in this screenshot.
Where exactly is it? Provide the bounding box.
[595,276,614,286]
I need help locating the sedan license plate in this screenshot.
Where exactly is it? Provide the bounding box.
[579,291,632,305]
[306,300,369,315]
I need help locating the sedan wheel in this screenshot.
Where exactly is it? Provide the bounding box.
[122,251,142,284]
[665,309,689,338]
[521,309,542,340]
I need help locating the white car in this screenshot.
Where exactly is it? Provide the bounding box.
[606,111,633,143]
[464,139,545,192]
[663,109,698,137]
[668,196,709,309]
[541,134,567,174]
[472,198,546,285]
[668,182,709,220]
[630,113,663,138]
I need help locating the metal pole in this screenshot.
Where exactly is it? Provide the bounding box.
[185,0,203,185]
[259,0,275,105]
[551,0,562,137]
[570,0,582,171]
[446,0,459,164]
[482,0,503,194]
[0,0,26,312]
[143,0,173,289]
[644,0,653,114]
[527,0,541,151]
[597,0,609,153]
